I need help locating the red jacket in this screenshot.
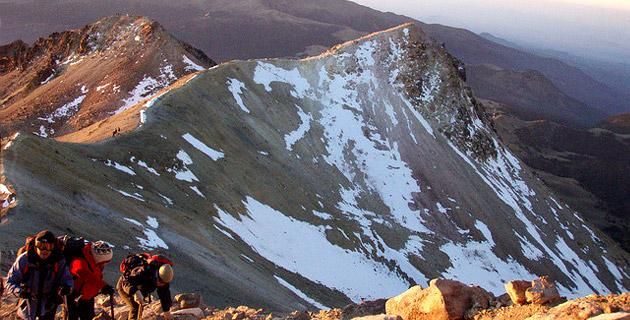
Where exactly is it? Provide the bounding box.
[69,243,106,300]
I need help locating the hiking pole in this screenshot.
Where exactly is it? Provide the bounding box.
[62,294,69,320]
[137,301,144,320]
[110,292,115,320]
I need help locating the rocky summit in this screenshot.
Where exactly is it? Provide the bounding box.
[0,22,628,311]
[0,15,215,139]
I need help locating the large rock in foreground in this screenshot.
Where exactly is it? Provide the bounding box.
[385,279,494,320]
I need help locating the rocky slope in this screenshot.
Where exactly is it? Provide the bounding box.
[466,64,606,127]
[485,100,630,252]
[1,23,628,310]
[0,278,627,319]
[600,113,630,135]
[0,15,215,138]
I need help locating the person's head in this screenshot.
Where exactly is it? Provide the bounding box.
[34,230,56,260]
[91,241,113,265]
[157,264,173,286]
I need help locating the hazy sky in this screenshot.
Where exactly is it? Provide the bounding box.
[353,0,630,63]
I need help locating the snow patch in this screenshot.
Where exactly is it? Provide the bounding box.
[226,78,250,113]
[214,197,411,301]
[168,150,199,182]
[274,275,328,309]
[190,186,206,198]
[112,188,144,202]
[285,105,312,151]
[124,217,169,249]
[183,55,205,71]
[146,216,159,229]
[104,160,136,176]
[182,133,224,161]
[312,210,332,220]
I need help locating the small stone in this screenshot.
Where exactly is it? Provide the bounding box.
[525,276,561,305]
[175,292,203,309]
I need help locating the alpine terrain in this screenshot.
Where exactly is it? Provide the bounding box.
[1,21,628,311]
[2,0,628,254]
[0,15,215,139]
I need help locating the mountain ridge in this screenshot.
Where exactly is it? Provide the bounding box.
[0,15,215,139]
[1,22,627,310]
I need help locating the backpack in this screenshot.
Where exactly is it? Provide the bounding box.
[16,235,40,257]
[120,253,173,278]
[56,235,88,262]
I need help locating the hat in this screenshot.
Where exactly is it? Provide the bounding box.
[35,230,56,243]
[91,241,113,264]
[158,264,174,283]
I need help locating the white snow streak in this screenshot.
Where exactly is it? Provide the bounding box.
[274,275,328,309]
[183,55,205,71]
[285,105,312,151]
[227,78,250,113]
[182,133,224,161]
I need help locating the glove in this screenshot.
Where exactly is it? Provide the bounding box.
[58,286,72,296]
[100,284,115,295]
[18,290,30,299]
[133,291,144,304]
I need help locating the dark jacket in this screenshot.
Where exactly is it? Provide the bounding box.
[119,264,172,312]
[6,250,73,319]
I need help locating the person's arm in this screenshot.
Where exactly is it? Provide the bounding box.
[156,284,172,312]
[58,259,74,291]
[6,254,27,296]
[120,275,137,295]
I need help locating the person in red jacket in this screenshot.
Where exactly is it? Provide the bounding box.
[67,241,114,320]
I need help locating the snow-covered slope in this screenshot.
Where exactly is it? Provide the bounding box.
[1,23,628,310]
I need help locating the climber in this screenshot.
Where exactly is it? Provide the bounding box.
[6,230,73,320]
[67,240,115,320]
[117,253,174,320]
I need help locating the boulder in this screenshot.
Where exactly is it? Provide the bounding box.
[385,286,424,319]
[286,310,310,320]
[175,292,203,309]
[352,315,403,320]
[342,299,387,319]
[172,307,205,318]
[588,312,630,320]
[385,279,494,320]
[525,276,561,305]
[505,280,532,305]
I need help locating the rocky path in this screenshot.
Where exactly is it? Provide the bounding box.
[0,279,628,320]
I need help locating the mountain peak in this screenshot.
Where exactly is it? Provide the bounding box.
[0,15,215,138]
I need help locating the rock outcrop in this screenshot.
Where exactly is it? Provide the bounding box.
[385,279,494,320]
[0,15,215,139]
[525,277,561,305]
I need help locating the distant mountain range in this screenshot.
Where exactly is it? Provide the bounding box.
[479,32,630,97]
[1,19,627,309]
[1,0,628,118]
